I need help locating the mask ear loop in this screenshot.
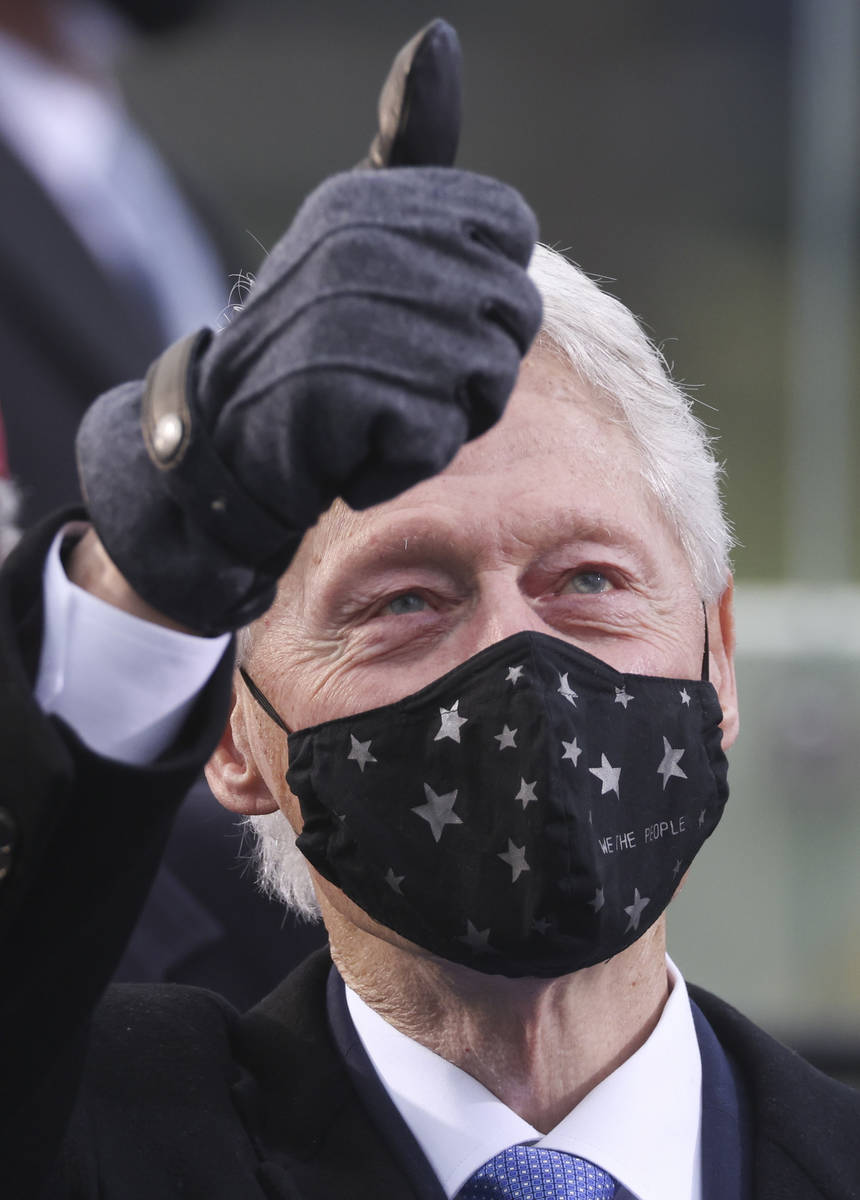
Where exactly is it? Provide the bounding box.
[701,602,710,682]
[239,666,293,735]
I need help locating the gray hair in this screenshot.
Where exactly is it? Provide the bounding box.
[246,806,321,919]
[530,243,731,600]
[246,243,733,919]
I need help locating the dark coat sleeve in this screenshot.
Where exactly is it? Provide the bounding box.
[0,513,235,1195]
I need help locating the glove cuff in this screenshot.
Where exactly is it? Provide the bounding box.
[77,333,302,636]
[141,332,292,566]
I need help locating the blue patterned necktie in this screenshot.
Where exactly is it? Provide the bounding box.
[457,1145,617,1199]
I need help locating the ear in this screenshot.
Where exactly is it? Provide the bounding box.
[206,685,280,815]
[706,577,739,750]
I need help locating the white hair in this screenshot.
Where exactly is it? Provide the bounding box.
[246,243,733,919]
[246,808,321,919]
[529,243,731,600]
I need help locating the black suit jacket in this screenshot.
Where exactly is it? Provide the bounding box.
[1,521,858,1200]
[39,952,860,1199]
[0,133,235,526]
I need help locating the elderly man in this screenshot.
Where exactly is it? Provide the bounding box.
[2,25,858,1200]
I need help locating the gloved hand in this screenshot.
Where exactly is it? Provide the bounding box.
[75,30,542,636]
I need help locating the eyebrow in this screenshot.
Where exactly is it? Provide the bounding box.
[320,511,657,583]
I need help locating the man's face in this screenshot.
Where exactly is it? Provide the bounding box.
[225,348,738,923]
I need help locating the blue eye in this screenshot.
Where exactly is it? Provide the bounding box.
[386,592,428,615]
[565,570,611,595]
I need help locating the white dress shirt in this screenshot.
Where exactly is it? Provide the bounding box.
[34,530,703,1200]
[346,958,702,1200]
[0,21,228,341]
[36,526,229,764]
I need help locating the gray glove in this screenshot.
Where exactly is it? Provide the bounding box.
[76,41,541,637]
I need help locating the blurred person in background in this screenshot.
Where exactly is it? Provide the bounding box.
[0,0,232,527]
[0,0,325,1006]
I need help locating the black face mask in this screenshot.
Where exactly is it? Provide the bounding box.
[242,630,728,979]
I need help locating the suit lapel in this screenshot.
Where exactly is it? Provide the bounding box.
[0,135,165,391]
[233,951,428,1200]
[691,1001,750,1200]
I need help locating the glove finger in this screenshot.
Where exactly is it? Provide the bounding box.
[210,223,540,395]
[476,254,544,356]
[337,299,541,507]
[455,317,534,440]
[245,169,539,298]
[339,386,470,511]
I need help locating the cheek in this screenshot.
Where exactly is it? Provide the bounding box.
[645,608,707,679]
[287,664,384,729]
[282,637,427,728]
[602,597,706,679]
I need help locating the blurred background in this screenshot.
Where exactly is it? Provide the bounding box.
[2,0,859,1074]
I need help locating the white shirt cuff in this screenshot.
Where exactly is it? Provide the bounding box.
[35,523,231,766]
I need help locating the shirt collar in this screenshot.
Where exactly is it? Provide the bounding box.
[345,955,702,1200]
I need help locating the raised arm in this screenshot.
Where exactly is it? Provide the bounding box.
[0,22,541,1192]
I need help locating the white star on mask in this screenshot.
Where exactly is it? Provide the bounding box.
[347,734,377,772]
[498,839,530,882]
[614,686,634,709]
[516,778,538,808]
[459,920,493,953]
[494,725,518,751]
[412,784,463,842]
[657,737,687,789]
[435,701,468,743]
[384,868,404,894]
[624,887,650,932]
[589,754,621,797]
[557,673,578,705]
[561,737,582,765]
[506,665,524,684]
[588,887,605,913]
